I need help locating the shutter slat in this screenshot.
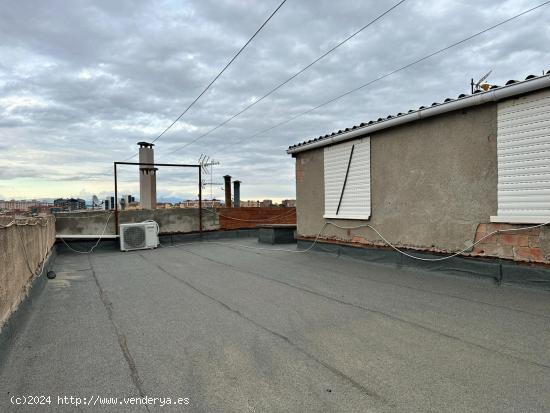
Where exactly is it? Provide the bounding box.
[498,94,550,113]
[497,119,550,137]
[498,126,550,142]
[499,173,550,183]
[499,164,550,175]
[499,104,550,123]
[498,133,550,149]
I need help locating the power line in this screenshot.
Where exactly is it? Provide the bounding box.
[119,0,288,163]
[159,0,409,157]
[151,0,288,144]
[203,0,550,156]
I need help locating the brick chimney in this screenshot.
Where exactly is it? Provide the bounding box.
[223,175,232,208]
[233,180,241,208]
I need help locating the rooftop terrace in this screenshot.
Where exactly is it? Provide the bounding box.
[1,236,549,412]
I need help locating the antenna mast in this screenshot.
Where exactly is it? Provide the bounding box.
[472,69,492,93]
[198,155,221,204]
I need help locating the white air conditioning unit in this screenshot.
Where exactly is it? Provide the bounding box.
[120,221,159,252]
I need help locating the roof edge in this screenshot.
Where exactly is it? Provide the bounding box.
[287,74,550,154]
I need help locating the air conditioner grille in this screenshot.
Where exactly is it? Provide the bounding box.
[123,226,146,249]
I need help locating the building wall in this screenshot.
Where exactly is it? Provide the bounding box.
[55,208,219,236]
[471,223,550,263]
[217,207,296,230]
[55,208,296,236]
[0,216,56,330]
[295,104,501,253]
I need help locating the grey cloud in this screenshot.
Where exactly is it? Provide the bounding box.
[0,0,549,201]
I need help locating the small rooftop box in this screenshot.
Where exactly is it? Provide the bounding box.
[257,224,296,244]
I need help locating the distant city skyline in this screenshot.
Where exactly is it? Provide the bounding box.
[0,194,294,205]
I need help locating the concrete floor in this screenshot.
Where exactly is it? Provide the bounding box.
[1,238,549,412]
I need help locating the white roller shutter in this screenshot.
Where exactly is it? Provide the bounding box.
[493,88,550,223]
[324,137,370,220]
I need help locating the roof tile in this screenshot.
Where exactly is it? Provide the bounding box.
[288,72,548,150]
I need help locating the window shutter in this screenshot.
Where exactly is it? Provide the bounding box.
[324,138,371,220]
[494,89,550,223]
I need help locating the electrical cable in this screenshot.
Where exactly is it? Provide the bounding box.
[201,207,296,222]
[161,0,408,156]
[201,1,550,156]
[159,219,550,261]
[12,217,54,278]
[118,0,289,163]
[52,208,295,223]
[152,0,288,144]
[54,208,549,262]
[324,220,550,262]
[59,212,113,254]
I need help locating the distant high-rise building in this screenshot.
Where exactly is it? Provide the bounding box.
[0,199,50,211]
[119,195,136,211]
[261,199,273,208]
[104,196,117,210]
[240,200,260,208]
[281,199,296,208]
[53,198,86,211]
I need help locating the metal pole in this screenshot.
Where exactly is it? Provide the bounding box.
[114,163,119,235]
[198,166,203,237]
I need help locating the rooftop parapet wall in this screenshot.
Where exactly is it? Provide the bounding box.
[216,207,296,230]
[54,208,297,237]
[0,216,55,329]
[55,209,219,236]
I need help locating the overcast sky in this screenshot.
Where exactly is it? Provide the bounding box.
[1,0,549,202]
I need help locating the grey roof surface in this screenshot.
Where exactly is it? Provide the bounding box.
[288,71,550,151]
[1,238,549,412]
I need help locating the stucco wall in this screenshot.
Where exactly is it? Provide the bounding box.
[55,208,219,236]
[0,216,56,329]
[295,104,500,252]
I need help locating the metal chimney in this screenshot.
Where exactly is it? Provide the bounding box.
[223,175,232,207]
[233,180,241,208]
[138,142,157,209]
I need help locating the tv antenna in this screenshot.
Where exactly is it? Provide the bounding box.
[91,195,103,210]
[471,69,492,94]
[198,154,221,201]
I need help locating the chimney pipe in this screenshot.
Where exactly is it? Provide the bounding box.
[233,180,241,208]
[223,175,232,207]
[138,141,157,209]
